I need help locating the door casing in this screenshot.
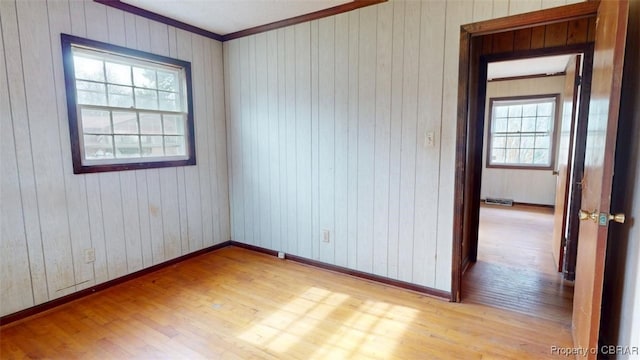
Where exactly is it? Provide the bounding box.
[452,1,600,303]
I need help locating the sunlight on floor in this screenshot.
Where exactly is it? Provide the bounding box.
[238,287,419,358]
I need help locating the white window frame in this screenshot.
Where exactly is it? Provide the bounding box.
[487,94,559,170]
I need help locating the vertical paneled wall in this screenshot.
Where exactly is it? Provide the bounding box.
[0,0,230,316]
[224,0,583,291]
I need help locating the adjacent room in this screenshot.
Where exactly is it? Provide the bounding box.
[1,0,638,359]
[464,54,577,323]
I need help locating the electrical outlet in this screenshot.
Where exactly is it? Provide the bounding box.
[322,229,330,243]
[84,248,95,263]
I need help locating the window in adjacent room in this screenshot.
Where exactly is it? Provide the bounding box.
[487,95,559,170]
[61,34,195,174]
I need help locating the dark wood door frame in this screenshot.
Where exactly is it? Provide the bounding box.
[555,54,582,274]
[562,50,594,282]
[451,1,599,303]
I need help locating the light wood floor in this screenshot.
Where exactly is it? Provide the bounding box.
[1,245,573,359]
[463,204,574,326]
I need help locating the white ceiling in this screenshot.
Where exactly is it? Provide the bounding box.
[487,54,574,80]
[121,0,353,35]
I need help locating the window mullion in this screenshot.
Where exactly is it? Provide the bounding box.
[102,60,109,107]
[161,114,166,156]
[79,104,183,116]
[130,66,137,108]
[109,111,116,158]
[155,70,160,111]
[137,111,143,158]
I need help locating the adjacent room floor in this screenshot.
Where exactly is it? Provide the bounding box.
[1,227,574,359]
[463,204,574,326]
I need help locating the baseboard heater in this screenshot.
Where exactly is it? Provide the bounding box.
[484,198,514,206]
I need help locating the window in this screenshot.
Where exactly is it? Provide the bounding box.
[61,34,195,174]
[487,95,559,169]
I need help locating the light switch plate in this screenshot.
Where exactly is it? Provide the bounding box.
[425,131,435,147]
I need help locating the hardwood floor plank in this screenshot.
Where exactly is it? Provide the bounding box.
[463,205,573,326]
[2,245,572,359]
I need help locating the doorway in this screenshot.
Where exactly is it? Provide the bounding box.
[452,1,630,355]
[461,52,589,322]
[451,5,599,304]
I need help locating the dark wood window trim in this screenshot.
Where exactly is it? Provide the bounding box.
[485,93,561,171]
[61,33,196,174]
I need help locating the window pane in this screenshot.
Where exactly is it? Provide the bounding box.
[491,148,505,163]
[536,117,551,132]
[135,88,158,110]
[157,70,179,92]
[73,56,104,82]
[538,102,553,116]
[158,91,179,111]
[489,97,556,168]
[494,105,508,118]
[107,84,133,108]
[535,135,550,149]
[534,149,549,164]
[112,111,138,134]
[105,62,131,85]
[506,149,520,163]
[164,136,185,156]
[114,135,141,158]
[492,135,506,148]
[507,118,521,132]
[522,117,536,132]
[520,149,534,164]
[84,135,113,159]
[163,114,184,135]
[493,118,507,132]
[77,80,106,106]
[141,135,164,157]
[522,104,537,117]
[521,136,535,148]
[506,135,520,149]
[81,109,111,134]
[508,105,522,117]
[139,113,162,134]
[133,67,156,89]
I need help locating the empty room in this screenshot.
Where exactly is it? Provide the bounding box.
[1,0,638,359]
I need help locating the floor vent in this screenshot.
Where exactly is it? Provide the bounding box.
[485,198,514,206]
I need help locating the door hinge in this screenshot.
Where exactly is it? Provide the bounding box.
[576,75,582,86]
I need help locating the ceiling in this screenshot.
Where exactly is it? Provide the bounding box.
[120,0,354,35]
[487,54,573,80]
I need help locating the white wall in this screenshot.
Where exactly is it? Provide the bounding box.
[0,0,230,316]
[481,76,566,206]
[223,0,583,292]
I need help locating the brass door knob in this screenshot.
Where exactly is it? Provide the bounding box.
[578,209,598,222]
[579,209,626,224]
[607,213,626,224]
